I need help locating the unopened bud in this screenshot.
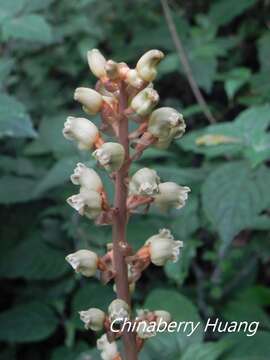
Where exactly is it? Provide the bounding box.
[108,299,130,325]
[63,117,99,150]
[67,187,102,219]
[93,142,125,172]
[129,167,160,196]
[136,49,164,82]
[148,107,186,139]
[79,308,106,331]
[131,87,159,116]
[65,249,98,277]
[154,182,190,211]
[97,334,119,360]
[154,310,172,324]
[145,229,183,266]
[105,60,119,80]
[74,87,103,115]
[71,163,103,192]
[87,49,107,79]
[125,69,145,88]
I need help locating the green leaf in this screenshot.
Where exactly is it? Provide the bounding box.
[258,31,270,71]
[154,165,210,185]
[0,0,26,24]
[224,67,251,99]
[0,94,37,138]
[143,289,203,353]
[222,285,270,330]
[209,0,257,27]
[33,156,83,196]
[181,341,230,360]
[180,105,270,166]
[222,331,270,360]
[0,58,14,86]
[0,302,58,342]
[24,0,54,12]
[165,239,200,285]
[163,197,200,283]
[72,283,114,329]
[158,50,217,93]
[52,342,99,360]
[24,115,77,157]
[222,299,270,330]
[2,14,53,43]
[189,56,217,94]
[202,162,270,249]
[0,156,36,176]
[0,176,37,204]
[0,235,69,280]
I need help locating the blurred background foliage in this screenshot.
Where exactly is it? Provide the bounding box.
[0,0,270,359]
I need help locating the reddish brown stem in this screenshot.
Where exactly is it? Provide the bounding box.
[112,81,138,360]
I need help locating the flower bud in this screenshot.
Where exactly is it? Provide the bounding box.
[87,49,107,79]
[125,69,145,88]
[148,107,186,139]
[63,116,99,150]
[65,249,98,277]
[97,334,119,360]
[67,187,102,219]
[154,182,190,211]
[79,308,106,331]
[93,142,125,172]
[136,49,164,82]
[74,87,103,115]
[154,310,172,324]
[145,228,183,266]
[108,299,130,325]
[130,87,159,116]
[105,60,119,80]
[129,167,160,196]
[71,163,103,192]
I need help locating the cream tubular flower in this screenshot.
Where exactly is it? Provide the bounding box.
[130,87,159,116]
[108,299,130,325]
[125,68,145,88]
[148,107,186,139]
[74,87,103,115]
[70,163,103,192]
[154,310,172,324]
[129,167,160,196]
[87,49,107,79]
[67,187,102,219]
[145,228,183,266]
[136,320,156,339]
[97,334,119,360]
[65,249,98,277]
[79,308,106,331]
[93,142,125,172]
[136,49,164,82]
[62,116,99,150]
[154,182,190,211]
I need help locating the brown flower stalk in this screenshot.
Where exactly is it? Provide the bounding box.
[112,82,138,359]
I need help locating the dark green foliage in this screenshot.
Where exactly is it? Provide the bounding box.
[0,0,269,359]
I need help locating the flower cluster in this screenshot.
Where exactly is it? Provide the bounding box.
[63,48,190,359]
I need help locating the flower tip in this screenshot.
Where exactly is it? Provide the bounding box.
[65,254,78,270]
